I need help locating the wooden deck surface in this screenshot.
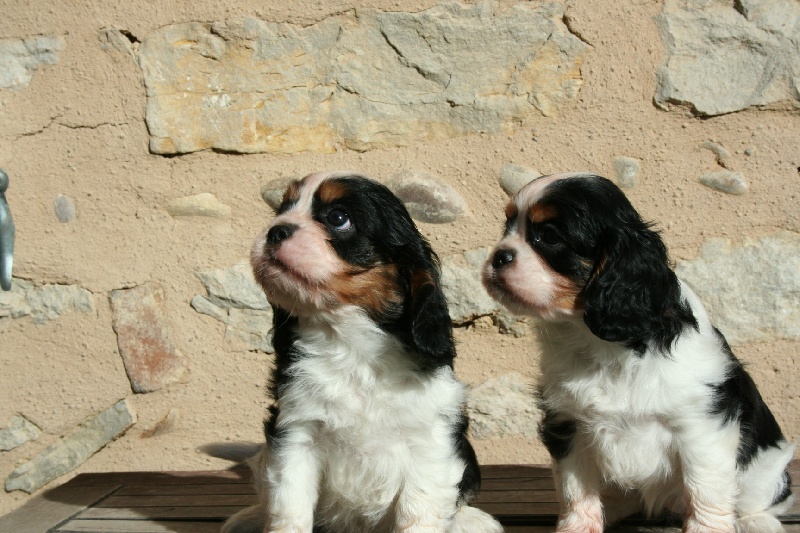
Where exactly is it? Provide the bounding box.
[0,462,798,533]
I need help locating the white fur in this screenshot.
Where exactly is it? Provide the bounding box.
[225,307,503,533]
[532,282,794,532]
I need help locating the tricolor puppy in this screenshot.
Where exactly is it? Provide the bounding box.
[483,172,795,533]
[224,172,503,533]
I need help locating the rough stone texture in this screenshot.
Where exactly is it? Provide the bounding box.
[0,35,65,91]
[5,400,135,493]
[110,284,188,393]
[192,262,274,352]
[0,279,93,323]
[676,232,800,345]
[166,192,231,218]
[0,415,41,452]
[139,3,589,154]
[655,0,800,116]
[467,373,540,440]
[700,169,749,195]
[53,194,76,223]
[495,312,530,338]
[499,163,541,197]
[612,156,641,189]
[386,171,467,224]
[441,247,501,323]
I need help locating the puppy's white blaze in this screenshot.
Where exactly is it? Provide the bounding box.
[514,171,596,208]
[293,171,331,212]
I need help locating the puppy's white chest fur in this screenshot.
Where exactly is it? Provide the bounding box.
[278,310,466,521]
[538,309,728,491]
[562,358,680,487]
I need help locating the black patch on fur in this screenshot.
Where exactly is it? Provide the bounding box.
[535,175,698,353]
[773,469,793,507]
[708,328,787,468]
[311,176,456,372]
[453,414,482,501]
[540,409,576,461]
[263,306,302,450]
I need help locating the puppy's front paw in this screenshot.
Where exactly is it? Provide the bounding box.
[555,512,603,533]
[267,518,313,533]
[450,505,504,533]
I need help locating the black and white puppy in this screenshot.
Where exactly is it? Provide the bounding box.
[225,172,503,533]
[482,172,795,533]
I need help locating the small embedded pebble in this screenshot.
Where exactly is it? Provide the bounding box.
[700,170,749,195]
[498,164,540,196]
[166,193,231,218]
[612,157,641,189]
[54,194,76,222]
[260,177,296,211]
[702,141,732,168]
[386,170,466,224]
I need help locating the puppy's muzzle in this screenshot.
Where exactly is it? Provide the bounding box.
[266,223,298,248]
[491,248,516,270]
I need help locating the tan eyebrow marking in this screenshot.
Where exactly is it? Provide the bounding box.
[505,201,518,221]
[529,203,558,224]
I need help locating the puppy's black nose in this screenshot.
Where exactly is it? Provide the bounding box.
[266,224,298,246]
[492,249,516,269]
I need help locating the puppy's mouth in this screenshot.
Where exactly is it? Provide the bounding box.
[483,272,532,315]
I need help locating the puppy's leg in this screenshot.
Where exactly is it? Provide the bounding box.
[394,445,470,533]
[449,505,504,533]
[222,504,268,533]
[735,441,795,533]
[265,423,321,533]
[395,479,458,532]
[222,447,269,533]
[553,453,605,533]
[677,422,738,533]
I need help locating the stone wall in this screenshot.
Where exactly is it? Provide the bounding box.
[1,0,799,515]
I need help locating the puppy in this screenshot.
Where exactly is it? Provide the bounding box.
[224,172,503,533]
[482,172,795,533]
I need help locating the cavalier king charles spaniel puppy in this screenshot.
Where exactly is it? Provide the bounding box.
[483,172,794,533]
[223,171,503,533]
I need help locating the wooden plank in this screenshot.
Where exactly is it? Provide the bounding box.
[481,465,552,478]
[78,505,245,521]
[479,500,559,516]
[0,482,119,533]
[56,520,223,533]
[95,493,258,508]
[113,482,256,496]
[480,477,556,491]
[65,467,251,488]
[474,489,558,504]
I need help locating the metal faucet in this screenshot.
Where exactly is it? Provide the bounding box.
[0,169,14,291]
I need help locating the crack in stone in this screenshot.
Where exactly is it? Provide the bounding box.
[378,25,448,88]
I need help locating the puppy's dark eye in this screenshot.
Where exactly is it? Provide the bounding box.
[537,227,562,247]
[326,208,352,231]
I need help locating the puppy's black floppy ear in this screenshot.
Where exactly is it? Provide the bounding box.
[409,267,456,370]
[583,224,696,353]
